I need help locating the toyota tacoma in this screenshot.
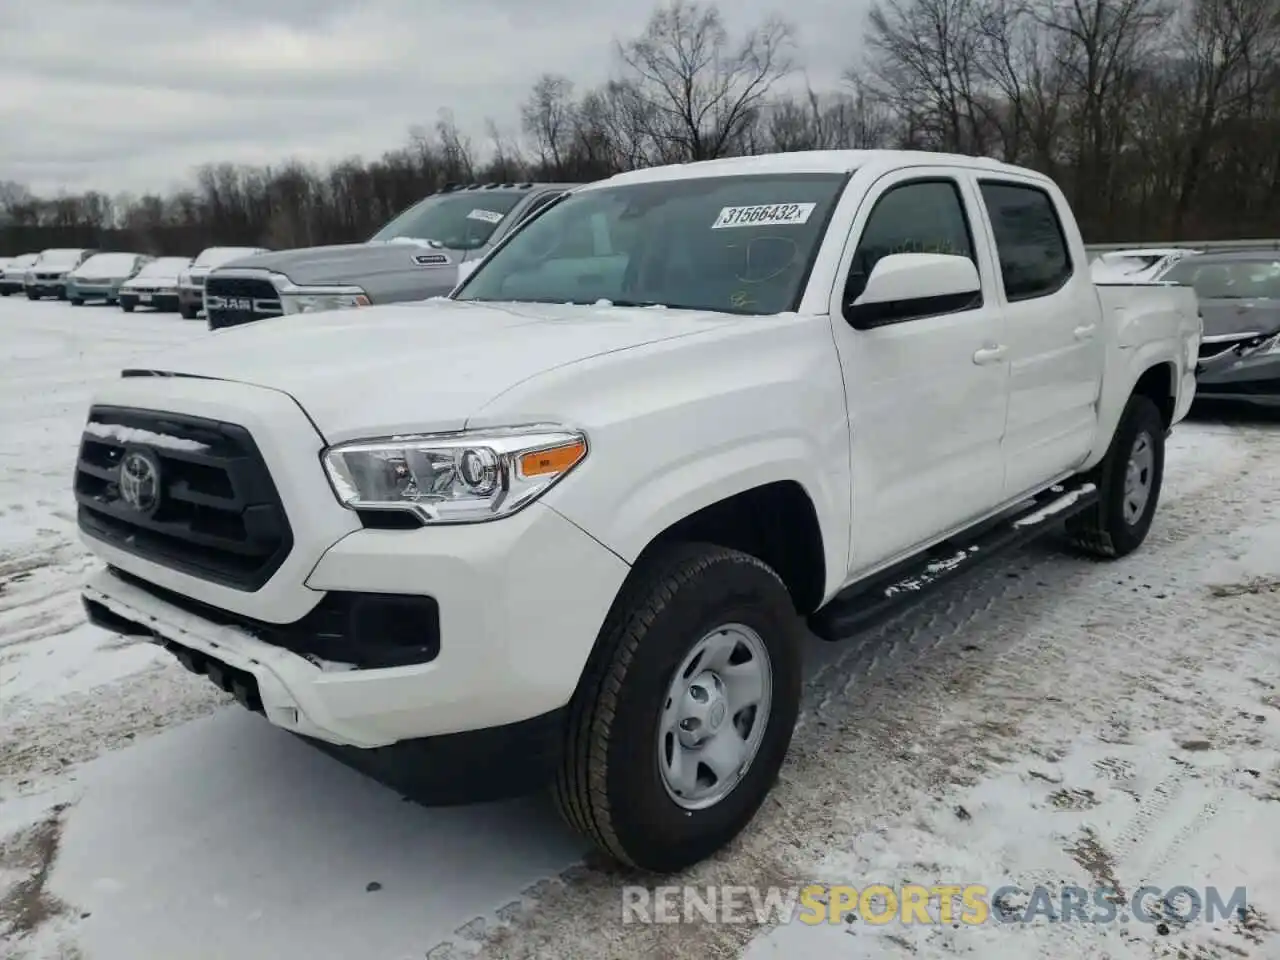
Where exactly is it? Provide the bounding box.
[77,150,1200,873]
[201,181,578,329]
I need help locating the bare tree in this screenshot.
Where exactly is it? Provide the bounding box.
[617,0,796,161]
[5,0,1280,256]
[1167,0,1280,232]
[521,74,577,172]
[865,0,995,154]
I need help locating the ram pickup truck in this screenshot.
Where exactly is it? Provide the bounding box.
[76,150,1200,873]
[177,247,268,319]
[201,181,578,329]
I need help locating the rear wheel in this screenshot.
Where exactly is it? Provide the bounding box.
[1066,394,1165,558]
[555,542,803,873]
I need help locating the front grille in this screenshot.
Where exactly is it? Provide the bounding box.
[37,272,62,281]
[204,275,282,329]
[75,406,293,591]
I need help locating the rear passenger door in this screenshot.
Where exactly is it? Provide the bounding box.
[828,169,1011,574]
[974,179,1104,499]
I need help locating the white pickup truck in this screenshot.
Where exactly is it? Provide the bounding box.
[76,150,1200,873]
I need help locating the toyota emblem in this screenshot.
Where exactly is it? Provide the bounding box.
[119,449,162,513]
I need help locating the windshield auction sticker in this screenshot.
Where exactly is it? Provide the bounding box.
[712,203,816,229]
[467,209,505,224]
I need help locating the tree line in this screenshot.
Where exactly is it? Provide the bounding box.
[2,0,1277,257]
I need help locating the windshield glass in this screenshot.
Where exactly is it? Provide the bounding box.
[1161,258,1280,299]
[370,191,526,249]
[39,249,85,268]
[74,253,138,276]
[193,247,260,268]
[453,174,847,314]
[135,257,190,279]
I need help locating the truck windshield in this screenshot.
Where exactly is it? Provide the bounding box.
[370,192,525,249]
[136,258,190,279]
[452,173,847,315]
[75,253,138,276]
[38,249,85,267]
[1161,258,1280,299]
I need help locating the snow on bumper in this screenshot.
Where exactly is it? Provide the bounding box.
[83,501,630,748]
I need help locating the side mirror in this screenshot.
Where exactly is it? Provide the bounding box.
[845,253,982,329]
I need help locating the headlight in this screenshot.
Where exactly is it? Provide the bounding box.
[178,272,192,286]
[281,288,371,315]
[322,426,588,523]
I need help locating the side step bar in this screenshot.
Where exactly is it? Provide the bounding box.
[807,481,1098,641]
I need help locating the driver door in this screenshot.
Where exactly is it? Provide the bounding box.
[827,170,1012,576]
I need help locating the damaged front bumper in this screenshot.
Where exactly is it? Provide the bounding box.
[1195,335,1280,407]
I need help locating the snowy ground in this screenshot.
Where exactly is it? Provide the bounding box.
[2,295,1279,960]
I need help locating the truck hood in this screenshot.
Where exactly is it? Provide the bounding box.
[123,299,737,442]
[218,241,468,288]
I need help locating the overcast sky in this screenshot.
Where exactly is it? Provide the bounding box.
[0,0,864,199]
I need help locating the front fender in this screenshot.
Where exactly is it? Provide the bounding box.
[480,317,853,600]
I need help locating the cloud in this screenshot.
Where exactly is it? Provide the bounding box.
[0,0,868,196]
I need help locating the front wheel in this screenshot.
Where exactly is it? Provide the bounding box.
[1066,394,1165,558]
[179,303,198,320]
[554,543,803,873]
[70,297,83,306]
[26,291,39,301]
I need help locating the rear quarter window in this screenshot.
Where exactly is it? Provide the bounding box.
[979,182,1073,301]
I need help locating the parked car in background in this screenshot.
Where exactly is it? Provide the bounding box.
[1,253,39,296]
[119,257,193,313]
[67,252,153,306]
[1158,251,1280,407]
[26,248,96,300]
[178,247,268,319]
[202,182,578,329]
[1090,247,1199,284]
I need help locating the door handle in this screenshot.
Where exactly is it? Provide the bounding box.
[1074,324,1097,340]
[973,344,1007,365]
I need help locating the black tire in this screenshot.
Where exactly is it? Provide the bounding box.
[120,302,135,313]
[179,303,198,320]
[26,291,39,301]
[554,542,803,873]
[70,297,83,306]
[56,289,68,301]
[1066,394,1165,559]
[0,289,9,297]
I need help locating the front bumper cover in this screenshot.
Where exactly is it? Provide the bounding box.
[1196,347,1280,407]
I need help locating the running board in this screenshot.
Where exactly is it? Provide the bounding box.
[807,481,1099,641]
